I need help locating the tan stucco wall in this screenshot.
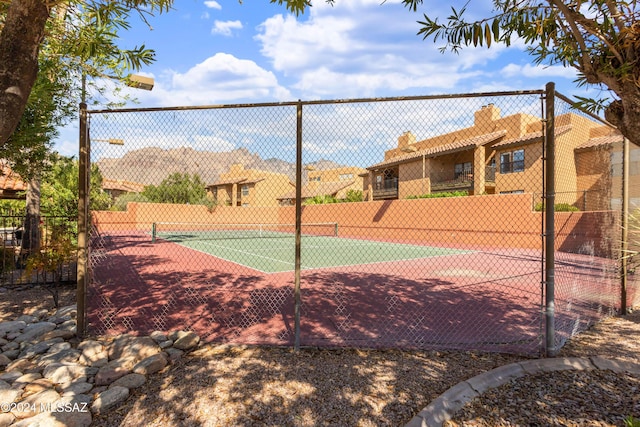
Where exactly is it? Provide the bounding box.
[93,195,617,258]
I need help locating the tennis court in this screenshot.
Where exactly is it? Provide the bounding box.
[151,221,472,273]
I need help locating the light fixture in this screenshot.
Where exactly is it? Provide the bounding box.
[92,138,124,145]
[127,74,154,91]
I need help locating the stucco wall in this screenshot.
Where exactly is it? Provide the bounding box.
[92,195,617,256]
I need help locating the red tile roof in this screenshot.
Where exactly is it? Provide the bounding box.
[367,130,507,170]
[0,161,27,199]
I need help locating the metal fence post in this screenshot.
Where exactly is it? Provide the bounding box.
[294,101,303,351]
[76,102,88,338]
[544,82,556,356]
[621,137,629,314]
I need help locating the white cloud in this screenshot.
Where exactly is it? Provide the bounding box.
[146,53,292,105]
[501,63,577,79]
[212,20,243,36]
[204,1,221,10]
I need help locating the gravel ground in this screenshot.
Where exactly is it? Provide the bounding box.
[2,284,639,426]
[445,310,640,427]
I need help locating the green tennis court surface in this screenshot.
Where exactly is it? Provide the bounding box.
[153,223,471,273]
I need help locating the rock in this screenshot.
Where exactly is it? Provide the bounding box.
[59,381,93,396]
[164,347,184,363]
[43,364,96,385]
[91,386,129,414]
[149,331,168,343]
[37,348,81,367]
[77,340,106,366]
[0,412,15,427]
[14,322,56,343]
[107,335,160,361]
[0,321,26,336]
[0,389,21,405]
[0,380,10,390]
[40,329,76,341]
[31,309,50,320]
[11,405,92,427]
[54,305,77,318]
[12,388,60,419]
[110,373,146,389]
[5,357,38,373]
[173,331,200,350]
[13,372,43,389]
[94,357,136,386]
[0,371,23,383]
[18,341,51,359]
[2,349,19,360]
[22,378,55,397]
[0,354,10,366]
[132,353,167,375]
[16,315,37,324]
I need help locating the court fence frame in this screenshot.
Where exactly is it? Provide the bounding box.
[77,82,637,356]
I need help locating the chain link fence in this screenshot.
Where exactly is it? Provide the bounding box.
[80,85,632,356]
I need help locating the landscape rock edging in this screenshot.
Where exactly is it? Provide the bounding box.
[0,305,200,426]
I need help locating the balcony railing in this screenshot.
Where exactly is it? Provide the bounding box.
[431,167,496,191]
[372,178,398,199]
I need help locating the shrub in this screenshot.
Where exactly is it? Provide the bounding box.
[534,202,580,212]
[1,247,15,274]
[407,191,468,199]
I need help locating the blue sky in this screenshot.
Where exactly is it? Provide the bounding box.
[54,0,596,157]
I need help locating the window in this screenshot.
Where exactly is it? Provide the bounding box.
[339,173,354,180]
[309,176,321,182]
[500,190,524,194]
[241,184,249,196]
[212,188,218,203]
[454,162,472,179]
[500,149,525,174]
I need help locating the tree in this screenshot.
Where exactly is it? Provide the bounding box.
[40,154,111,218]
[143,173,210,205]
[401,0,640,146]
[0,0,315,147]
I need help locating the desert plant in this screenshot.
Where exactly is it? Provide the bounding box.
[24,228,75,309]
[624,416,640,427]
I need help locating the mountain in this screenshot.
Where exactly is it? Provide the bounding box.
[96,147,343,185]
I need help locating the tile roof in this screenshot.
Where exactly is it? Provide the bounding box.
[207,177,266,187]
[492,125,572,149]
[102,178,145,193]
[575,134,624,152]
[277,181,354,200]
[367,130,507,170]
[0,161,27,199]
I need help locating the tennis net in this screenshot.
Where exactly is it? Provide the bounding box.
[151,221,339,242]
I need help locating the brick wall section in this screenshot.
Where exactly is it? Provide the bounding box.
[92,194,617,256]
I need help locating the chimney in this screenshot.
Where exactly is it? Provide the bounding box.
[474,104,501,127]
[397,131,416,151]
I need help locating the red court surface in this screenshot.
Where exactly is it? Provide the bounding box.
[87,231,621,355]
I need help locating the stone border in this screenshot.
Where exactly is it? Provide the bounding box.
[405,357,640,427]
[0,305,201,427]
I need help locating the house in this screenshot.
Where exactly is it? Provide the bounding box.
[206,164,292,207]
[0,161,27,200]
[277,166,368,205]
[365,104,623,209]
[101,178,146,200]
